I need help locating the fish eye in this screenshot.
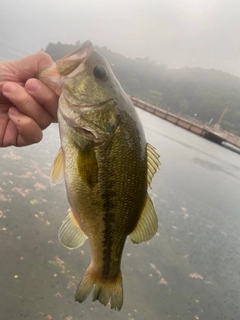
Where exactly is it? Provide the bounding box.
[93,66,107,80]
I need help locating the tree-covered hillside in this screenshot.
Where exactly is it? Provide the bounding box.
[45,41,240,136]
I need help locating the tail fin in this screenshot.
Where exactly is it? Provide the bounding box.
[75,267,123,311]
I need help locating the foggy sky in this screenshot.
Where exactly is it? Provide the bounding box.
[1,0,240,77]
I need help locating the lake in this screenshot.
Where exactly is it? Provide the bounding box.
[0,108,239,320]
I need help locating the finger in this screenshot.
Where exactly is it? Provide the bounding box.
[1,118,18,147]
[25,79,59,121]
[7,52,54,83]
[8,107,43,147]
[0,112,12,147]
[2,82,53,129]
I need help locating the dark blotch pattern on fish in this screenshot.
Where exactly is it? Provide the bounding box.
[101,174,116,279]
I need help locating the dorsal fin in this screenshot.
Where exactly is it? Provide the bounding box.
[58,208,88,249]
[50,147,64,186]
[129,194,158,244]
[146,143,161,189]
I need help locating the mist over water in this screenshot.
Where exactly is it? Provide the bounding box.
[1,0,240,76]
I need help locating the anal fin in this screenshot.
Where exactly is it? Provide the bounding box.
[58,208,88,249]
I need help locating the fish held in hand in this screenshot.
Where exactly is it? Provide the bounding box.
[38,41,160,310]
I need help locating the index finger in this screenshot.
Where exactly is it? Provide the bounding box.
[0,52,54,103]
[1,52,54,84]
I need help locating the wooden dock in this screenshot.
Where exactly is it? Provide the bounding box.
[131,97,240,150]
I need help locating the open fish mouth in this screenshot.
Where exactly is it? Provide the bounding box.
[37,41,94,95]
[56,41,94,77]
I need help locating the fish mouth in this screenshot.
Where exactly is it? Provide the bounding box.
[56,41,94,77]
[37,41,94,95]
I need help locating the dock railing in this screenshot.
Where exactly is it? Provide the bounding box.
[130,96,240,149]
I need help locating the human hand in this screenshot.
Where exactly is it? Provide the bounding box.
[0,52,59,147]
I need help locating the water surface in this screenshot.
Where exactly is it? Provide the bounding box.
[0,108,239,320]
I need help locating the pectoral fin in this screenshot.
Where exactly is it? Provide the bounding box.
[50,147,64,186]
[58,208,88,249]
[147,143,161,189]
[129,194,158,244]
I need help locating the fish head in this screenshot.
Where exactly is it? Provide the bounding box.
[38,41,122,143]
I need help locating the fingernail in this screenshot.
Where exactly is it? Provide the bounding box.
[9,107,20,116]
[3,83,16,93]
[26,79,40,92]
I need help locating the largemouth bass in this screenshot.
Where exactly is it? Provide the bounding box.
[38,41,160,310]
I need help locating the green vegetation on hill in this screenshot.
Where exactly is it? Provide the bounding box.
[45,41,240,136]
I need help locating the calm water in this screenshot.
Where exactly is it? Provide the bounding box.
[0,108,239,320]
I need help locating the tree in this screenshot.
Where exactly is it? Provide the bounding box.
[147,90,162,107]
[45,41,240,136]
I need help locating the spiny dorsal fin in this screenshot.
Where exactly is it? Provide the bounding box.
[147,143,161,189]
[129,194,158,244]
[50,147,64,186]
[58,208,88,249]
